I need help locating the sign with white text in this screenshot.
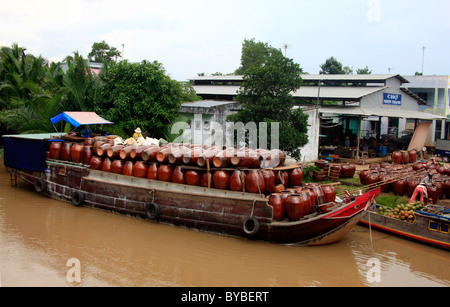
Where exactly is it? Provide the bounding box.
[383,93,402,106]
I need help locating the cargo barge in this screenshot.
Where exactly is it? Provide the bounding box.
[2,112,380,246]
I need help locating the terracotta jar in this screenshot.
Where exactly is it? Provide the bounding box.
[49,142,62,160]
[212,149,235,168]
[146,163,158,180]
[90,156,103,171]
[359,169,370,185]
[70,143,84,163]
[412,162,424,171]
[157,165,173,182]
[274,184,285,193]
[406,177,420,197]
[185,170,200,186]
[280,190,295,203]
[201,172,213,188]
[84,138,94,146]
[261,170,275,194]
[365,172,381,186]
[61,142,73,161]
[111,160,124,174]
[169,147,190,165]
[269,193,284,221]
[122,161,134,176]
[427,185,440,204]
[380,175,392,193]
[444,180,450,199]
[321,185,336,203]
[197,148,221,167]
[93,141,104,154]
[246,170,265,194]
[140,146,159,162]
[300,187,317,214]
[392,179,406,196]
[229,170,244,192]
[101,158,112,172]
[391,151,402,164]
[97,143,112,157]
[401,151,410,164]
[119,145,136,160]
[81,145,93,165]
[289,168,304,187]
[436,165,446,174]
[408,150,417,163]
[434,180,444,199]
[156,147,173,164]
[133,161,148,178]
[107,145,124,159]
[275,170,289,186]
[285,193,310,221]
[212,170,230,190]
[182,147,203,165]
[172,166,185,184]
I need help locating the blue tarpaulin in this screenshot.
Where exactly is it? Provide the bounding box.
[51,112,113,128]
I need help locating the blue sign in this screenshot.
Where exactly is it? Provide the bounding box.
[383,93,402,106]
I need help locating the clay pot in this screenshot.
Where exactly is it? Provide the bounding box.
[90,156,103,171]
[49,142,62,160]
[261,170,275,194]
[212,149,235,168]
[157,165,173,182]
[182,147,203,165]
[274,184,285,193]
[434,180,444,199]
[359,170,370,185]
[141,146,160,162]
[111,160,124,174]
[101,158,112,172]
[401,151,410,164]
[119,145,137,160]
[406,177,420,197]
[230,148,260,168]
[93,141,104,154]
[341,164,356,179]
[444,180,450,199]
[185,170,201,186]
[300,187,317,214]
[321,185,336,203]
[212,170,230,190]
[84,138,94,146]
[391,151,402,164]
[229,170,244,192]
[156,147,173,164]
[122,161,134,176]
[171,166,185,184]
[436,165,447,174]
[275,170,289,186]
[412,162,425,171]
[267,149,286,168]
[289,168,304,187]
[133,161,148,178]
[70,143,83,163]
[408,150,417,163]
[285,193,310,221]
[107,145,124,159]
[365,172,381,186]
[97,143,112,157]
[427,185,440,204]
[392,179,406,196]
[196,148,220,167]
[169,147,190,165]
[146,163,158,180]
[246,170,265,194]
[269,193,285,221]
[61,142,73,161]
[81,145,93,165]
[201,172,213,188]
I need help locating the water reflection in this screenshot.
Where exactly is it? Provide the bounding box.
[0,165,448,287]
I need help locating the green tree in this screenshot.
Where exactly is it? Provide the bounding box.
[319,56,346,74]
[228,40,308,160]
[88,40,121,64]
[356,66,372,74]
[234,38,284,75]
[96,60,183,138]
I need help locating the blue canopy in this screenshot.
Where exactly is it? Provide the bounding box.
[51,112,113,128]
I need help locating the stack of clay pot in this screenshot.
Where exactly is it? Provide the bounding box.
[314,161,356,181]
[268,183,337,221]
[391,149,417,165]
[359,161,450,204]
[50,136,303,196]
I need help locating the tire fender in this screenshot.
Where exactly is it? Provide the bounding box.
[34,178,47,193]
[145,203,161,220]
[242,216,260,236]
[71,191,84,207]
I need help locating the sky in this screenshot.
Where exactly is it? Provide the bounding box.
[0,0,449,81]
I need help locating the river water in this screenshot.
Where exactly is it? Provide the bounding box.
[0,163,448,287]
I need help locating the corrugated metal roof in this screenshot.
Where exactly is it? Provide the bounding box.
[320,106,446,120]
[181,100,238,108]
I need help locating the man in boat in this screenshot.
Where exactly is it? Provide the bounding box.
[409,172,434,204]
[133,127,143,140]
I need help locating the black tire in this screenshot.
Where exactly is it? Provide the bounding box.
[34,178,47,193]
[145,203,161,220]
[71,191,84,207]
[242,216,260,236]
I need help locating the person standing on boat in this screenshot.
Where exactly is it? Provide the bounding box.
[409,173,434,204]
[133,127,143,140]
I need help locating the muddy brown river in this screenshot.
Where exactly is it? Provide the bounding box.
[0,162,448,287]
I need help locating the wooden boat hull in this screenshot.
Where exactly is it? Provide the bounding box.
[359,210,450,250]
[7,160,380,246]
